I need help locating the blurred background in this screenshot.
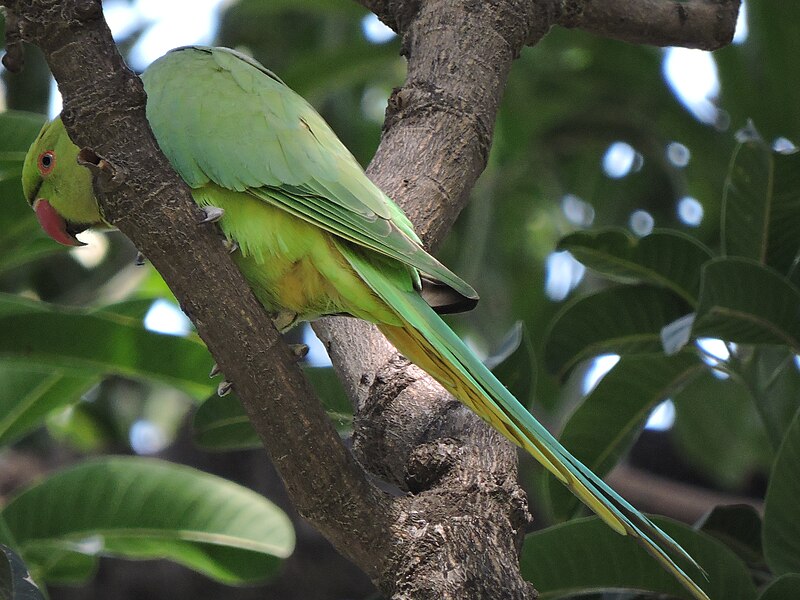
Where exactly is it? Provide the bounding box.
[0,0,797,598]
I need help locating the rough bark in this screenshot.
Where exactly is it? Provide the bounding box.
[1,0,741,599]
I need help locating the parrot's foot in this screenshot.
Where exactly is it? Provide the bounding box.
[209,362,221,378]
[199,206,225,223]
[288,343,309,360]
[272,311,300,332]
[217,379,234,397]
[223,238,239,254]
[135,251,147,266]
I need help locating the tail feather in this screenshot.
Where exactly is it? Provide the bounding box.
[342,247,709,600]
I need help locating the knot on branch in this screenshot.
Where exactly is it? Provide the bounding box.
[384,81,492,165]
[404,439,461,493]
[1,8,24,72]
[78,146,126,191]
[353,354,462,487]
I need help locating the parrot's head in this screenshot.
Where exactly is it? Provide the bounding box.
[22,117,103,246]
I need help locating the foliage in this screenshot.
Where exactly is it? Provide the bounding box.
[0,1,798,599]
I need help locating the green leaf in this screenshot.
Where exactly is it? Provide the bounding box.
[0,111,46,155]
[742,347,800,451]
[672,372,773,489]
[544,285,691,378]
[692,258,800,352]
[0,544,46,600]
[2,457,295,584]
[520,516,756,600]
[549,352,704,520]
[0,363,99,445]
[758,575,800,600]
[0,293,214,399]
[559,228,713,304]
[763,406,800,575]
[193,392,259,451]
[20,546,97,585]
[697,504,765,569]
[722,135,800,276]
[194,366,352,450]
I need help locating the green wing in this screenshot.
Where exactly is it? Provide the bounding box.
[141,46,477,305]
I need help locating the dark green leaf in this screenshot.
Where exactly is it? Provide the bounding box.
[559,228,713,304]
[193,392,259,451]
[544,285,691,378]
[722,133,800,276]
[0,111,46,155]
[697,504,765,568]
[18,546,97,585]
[758,575,800,600]
[763,406,800,575]
[550,352,704,519]
[692,258,800,352]
[2,457,294,584]
[0,294,214,399]
[0,544,46,600]
[672,372,773,489]
[741,347,800,451]
[0,363,99,445]
[520,517,756,600]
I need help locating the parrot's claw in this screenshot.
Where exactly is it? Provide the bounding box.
[135,251,147,266]
[217,379,234,397]
[272,311,299,332]
[288,343,309,360]
[224,238,239,254]
[199,206,225,224]
[209,363,221,378]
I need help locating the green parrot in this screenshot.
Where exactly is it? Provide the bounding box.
[22,46,708,599]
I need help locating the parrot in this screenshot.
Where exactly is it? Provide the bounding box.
[22,46,708,599]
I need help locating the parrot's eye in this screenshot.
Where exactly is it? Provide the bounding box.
[38,151,55,176]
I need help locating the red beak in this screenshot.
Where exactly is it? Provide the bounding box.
[33,199,86,247]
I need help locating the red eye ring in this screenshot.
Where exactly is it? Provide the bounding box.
[38,151,56,176]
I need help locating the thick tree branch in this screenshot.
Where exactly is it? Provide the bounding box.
[359,0,741,51]
[556,0,740,50]
[313,2,555,597]
[1,0,391,578]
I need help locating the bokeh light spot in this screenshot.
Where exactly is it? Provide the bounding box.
[629,210,654,236]
[663,48,721,125]
[666,142,691,167]
[361,13,397,44]
[130,419,168,455]
[561,194,595,227]
[645,399,676,431]
[144,299,192,336]
[545,251,585,301]
[602,142,637,178]
[677,196,704,227]
[582,354,620,395]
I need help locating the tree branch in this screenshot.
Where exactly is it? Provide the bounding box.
[556,0,741,50]
[357,0,740,51]
[313,1,556,597]
[1,0,391,579]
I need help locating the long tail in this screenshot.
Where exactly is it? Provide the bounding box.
[343,249,709,600]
